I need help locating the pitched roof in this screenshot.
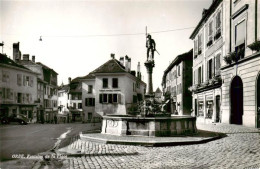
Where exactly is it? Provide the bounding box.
[91,59,126,74]
[36,62,58,74]
[58,84,70,91]
[190,0,222,39]
[0,53,31,71]
[18,60,38,66]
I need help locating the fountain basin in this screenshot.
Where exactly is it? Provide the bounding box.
[101,115,197,137]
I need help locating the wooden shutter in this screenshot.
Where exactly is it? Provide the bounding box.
[23,75,26,86]
[17,74,22,86]
[216,54,220,75]
[207,61,209,80]
[99,94,103,103]
[202,65,204,82]
[118,94,121,104]
[85,98,88,106]
[212,57,215,77]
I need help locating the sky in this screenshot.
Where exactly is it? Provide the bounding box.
[0,0,212,89]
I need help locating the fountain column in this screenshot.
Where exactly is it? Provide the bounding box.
[144,60,155,96]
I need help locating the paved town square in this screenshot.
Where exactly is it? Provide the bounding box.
[60,123,260,169]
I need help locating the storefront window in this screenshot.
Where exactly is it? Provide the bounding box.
[198,101,204,116]
[206,101,213,118]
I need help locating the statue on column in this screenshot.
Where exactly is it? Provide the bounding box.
[146,34,156,61]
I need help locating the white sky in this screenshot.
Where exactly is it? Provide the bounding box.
[0,0,212,89]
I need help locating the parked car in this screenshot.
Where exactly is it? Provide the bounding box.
[1,114,29,125]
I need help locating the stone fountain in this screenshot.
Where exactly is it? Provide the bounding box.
[101,35,197,137]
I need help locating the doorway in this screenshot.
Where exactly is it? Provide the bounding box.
[230,76,243,125]
[256,73,260,128]
[216,95,220,122]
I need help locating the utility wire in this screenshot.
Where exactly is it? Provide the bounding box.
[2,27,195,38]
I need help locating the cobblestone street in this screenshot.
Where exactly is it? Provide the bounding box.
[60,123,260,169]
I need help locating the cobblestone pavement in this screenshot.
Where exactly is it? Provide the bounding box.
[61,123,260,169]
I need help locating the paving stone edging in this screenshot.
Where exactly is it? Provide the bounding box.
[79,131,224,147]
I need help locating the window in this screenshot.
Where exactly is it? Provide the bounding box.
[215,11,221,35]
[178,65,181,76]
[194,39,198,58]
[99,93,120,104]
[103,78,108,88]
[73,103,76,109]
[198,34,202,54]
[85,98,95,106]
[103,94,108,103]
[208,59,214,79]
[112,78,118,88]
[133,95,137,103]
[207,21,213,47]
[17,74,22,86]
[2,71,10,83]
[235,20,246,59]
[198,67,202,84]
[18,93,22,103]
[215,54,221,76]
[78,103,82,109]
[88,85,93,94]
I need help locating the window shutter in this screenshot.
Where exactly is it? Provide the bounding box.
[216,54,220,75]
[0,70,2,82]
[30,76,34,87]
[23,76,26,86]
[212,57,215,77]
[17,74,22,86]
[93,98,95,106]
[118,94,121,104]
[85,98,88,106]
[207,61,209,80]
[202,65,204,82]
[99,94,103,103]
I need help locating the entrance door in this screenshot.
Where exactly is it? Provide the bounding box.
[216,96,220,122]
[195,99,198,116]
[257,73,260,128]
[230,76,243,124]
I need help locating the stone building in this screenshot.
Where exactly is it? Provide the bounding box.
[15,43,59,123]
[0,53,38,122]
[221,0,260,128]
[189,0,225,123]
[68,77,83,122]
[57,82,70,123]
[80,54,146,122]
[162,50,193,115]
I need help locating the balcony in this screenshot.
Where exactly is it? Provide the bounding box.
[224,44,245,65]
[189,76,222,93]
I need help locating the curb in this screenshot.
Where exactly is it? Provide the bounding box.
[79,132,224,147]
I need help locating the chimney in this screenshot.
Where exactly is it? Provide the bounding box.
[23,54,29,61]
[119,57,124,66]
[32,55,35,62]
[137,62,141,79]
[202,8,208,17]
[111,53,115,59]
[124,55,129,72]
[68,77,71,84]
[13,42,21,62]
[128,58,131,72]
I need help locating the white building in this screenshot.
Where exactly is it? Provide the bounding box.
[81,54,146,122]
[0,53,38,122]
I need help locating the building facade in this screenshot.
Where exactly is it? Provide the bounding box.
[221,0,260,128]
[57,83,70,123]
[190,0,225,123]
[162,50,193,115]
[15,42,59,123]
[81,54,146,122]
[0,53,38,122]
